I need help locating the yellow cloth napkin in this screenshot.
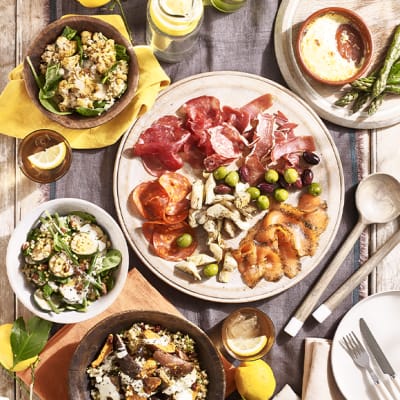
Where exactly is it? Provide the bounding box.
[302,338,345,400]
[0,15,170,149]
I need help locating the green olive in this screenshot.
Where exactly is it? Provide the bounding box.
[176,233,193,248]
[274,188,289,202]
[213,166,229,180]
[224,170,240,187]
[308,182,322,196]
[203,263,219,277]
[246,186,261,200]
[256,195,270,210]
[264,169,279,183]
[283,168,299,184]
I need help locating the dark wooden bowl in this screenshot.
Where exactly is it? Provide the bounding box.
[68,310,226,399]
[23,15,139,129]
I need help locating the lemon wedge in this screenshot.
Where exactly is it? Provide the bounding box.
[226,335,268,357]
[27,142,67,170]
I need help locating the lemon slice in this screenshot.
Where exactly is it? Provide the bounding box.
[226,335,268,357]
[160,0,192,16]
[27,142,67,170]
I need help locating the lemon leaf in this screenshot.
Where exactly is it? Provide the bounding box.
[10,317,52,367]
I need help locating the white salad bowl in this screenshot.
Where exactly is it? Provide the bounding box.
[6,198,129,324]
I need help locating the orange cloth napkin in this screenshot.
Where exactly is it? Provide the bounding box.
[17,268,235,399]
[0,15,170,149]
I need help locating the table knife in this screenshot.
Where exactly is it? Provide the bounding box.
[360,318,400,394]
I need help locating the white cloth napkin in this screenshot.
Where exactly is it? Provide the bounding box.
[272,338,344,400]
[272,384,300,400]
[302,338,345,400]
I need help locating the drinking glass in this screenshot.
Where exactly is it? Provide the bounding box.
[221,307,275,361]
[18,129,72,183]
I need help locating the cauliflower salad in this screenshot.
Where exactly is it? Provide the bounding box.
[28,25,130,116]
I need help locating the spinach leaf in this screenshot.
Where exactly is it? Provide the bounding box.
[115,44,130,61]
[101,249,122,272]
[101,62,119,84]
[76,106,105,117]
[10,317,52,367]
[62,26,77,40]
[38,90,72,115]
[74,35,84,64]
[42,63,63,97]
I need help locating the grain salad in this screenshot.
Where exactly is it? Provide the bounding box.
[87,322,209,399]
[35,25,129,116]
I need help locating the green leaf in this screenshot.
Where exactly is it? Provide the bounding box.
[10,317,52,367]
[62,26,77,40]
[101,249,122,271]
[115,44,130,61]
[38,89,72,115]
[42,63,63,94]
[75,106,105,117]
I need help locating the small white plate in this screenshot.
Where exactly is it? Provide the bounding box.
[331,291,400,399]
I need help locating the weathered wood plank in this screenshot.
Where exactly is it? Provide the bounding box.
[0,0,50,398]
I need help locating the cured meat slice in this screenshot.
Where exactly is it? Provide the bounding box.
[133,115,192,173]
[233,193,329,288]
[130,181,169,221]
[178,95,223,133]
[270,135,316,163]
[146,221,197,261]
[158,172,192,204]
[241,93,274,121]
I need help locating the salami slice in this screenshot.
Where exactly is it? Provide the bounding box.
[130,181,169,221]
[158,172,192,203]
[149,222,197,261]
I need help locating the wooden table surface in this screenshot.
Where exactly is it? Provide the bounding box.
[1,1,400,399]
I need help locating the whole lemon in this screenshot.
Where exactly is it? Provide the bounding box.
[76,0,111,7]
[0,324,38,372]
[235,359,276,400]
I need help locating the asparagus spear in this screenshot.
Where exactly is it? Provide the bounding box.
[372,25,400,98]
[367,93,385,115]
[334,89,359,107]
[351,92,371,113]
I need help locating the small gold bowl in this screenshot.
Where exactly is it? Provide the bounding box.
[296,7,373,86]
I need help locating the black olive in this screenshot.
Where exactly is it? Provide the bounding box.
[303,151,320,165]
[301,168,314,185]
[257,182,275,194]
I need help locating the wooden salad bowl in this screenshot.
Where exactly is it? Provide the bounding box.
[68,310,226,399]
[23,15,139,129]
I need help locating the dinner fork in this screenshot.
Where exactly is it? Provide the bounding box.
[341,332,394,400]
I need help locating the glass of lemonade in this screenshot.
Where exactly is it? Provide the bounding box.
[18,129,72,184]
[210,0,247,13]
[221,307,275,361]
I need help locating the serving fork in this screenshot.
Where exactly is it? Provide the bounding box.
[341,332,394,400]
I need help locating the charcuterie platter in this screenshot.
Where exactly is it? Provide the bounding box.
[113,71,344,302]
[275,0,400,129]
